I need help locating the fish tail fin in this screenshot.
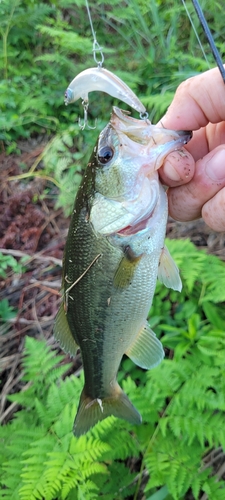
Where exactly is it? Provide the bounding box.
[73,384,141,437]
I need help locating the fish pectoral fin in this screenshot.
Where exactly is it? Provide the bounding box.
[73,384,141,437]
[113,246,143,289]
[158,245,182,292]
[53,302,79,357]
[125,321,164,369]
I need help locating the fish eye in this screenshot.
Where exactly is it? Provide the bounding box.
[98,146,114,165]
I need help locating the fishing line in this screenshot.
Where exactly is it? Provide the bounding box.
[181,0,209,68]
[191,0,225,84]
[85,0,104,66]
[182,0,225,84]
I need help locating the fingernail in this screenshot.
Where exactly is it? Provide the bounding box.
[205,148,225,182]
[163,150,191,182]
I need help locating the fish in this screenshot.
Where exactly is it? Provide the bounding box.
[54,107,192,437]
[64,66,147,115]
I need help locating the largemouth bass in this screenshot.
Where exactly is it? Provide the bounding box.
[54,107,192,436]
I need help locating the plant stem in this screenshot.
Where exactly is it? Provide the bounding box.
[1,1,18,79]
[8,172,61,188]
[2,32,8,80]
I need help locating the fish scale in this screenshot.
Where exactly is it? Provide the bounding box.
[65,181,123,396]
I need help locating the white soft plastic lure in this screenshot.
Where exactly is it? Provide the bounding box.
[64,66,146,114]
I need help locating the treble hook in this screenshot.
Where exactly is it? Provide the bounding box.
[78,101,97,130]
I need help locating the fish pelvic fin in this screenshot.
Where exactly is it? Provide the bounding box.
[73,384,141,437]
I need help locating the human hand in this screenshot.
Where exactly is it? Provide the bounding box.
[159,67,225,231]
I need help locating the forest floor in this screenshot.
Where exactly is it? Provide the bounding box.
[1,140,225,497]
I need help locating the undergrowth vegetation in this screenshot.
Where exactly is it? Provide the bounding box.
[1,240,225,500]
[1,1,225,499]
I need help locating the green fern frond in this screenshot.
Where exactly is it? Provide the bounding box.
[45,377,82,423]
[76,480,99,500]
[60,478,78,500]
[141,91,175,118]
[22,336,66,382]
[166,238,225,303]
[191,469,210,500]
[38,24,92,55]
[202,477,225,500]
[35,53,70,65]
[166,238,207,293]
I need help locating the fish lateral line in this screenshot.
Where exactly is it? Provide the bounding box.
[64,253,102,312]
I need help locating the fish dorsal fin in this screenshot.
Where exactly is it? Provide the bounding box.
[113,246,143,289]
[158,245,182,292]
[53,302,79,357]
[125,321,164,369]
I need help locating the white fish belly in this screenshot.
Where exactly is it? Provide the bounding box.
[101,185,167,386]
[102,251,166,386]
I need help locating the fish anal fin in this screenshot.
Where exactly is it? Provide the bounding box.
[158,245,182,292]
[125,321,164,369]
[73,384,141,437]
[113,246,143,289]
[53,302,78,357]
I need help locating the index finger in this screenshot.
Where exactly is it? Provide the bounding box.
[161,66,225,131]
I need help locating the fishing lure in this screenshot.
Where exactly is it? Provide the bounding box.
[64,66,147,115]
[64,0,148,128]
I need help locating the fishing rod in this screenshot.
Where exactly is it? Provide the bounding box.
[183,0,225,84]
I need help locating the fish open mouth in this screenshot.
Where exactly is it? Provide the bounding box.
[115,174,160,237]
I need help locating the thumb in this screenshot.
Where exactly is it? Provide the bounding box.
[167,145,225,223]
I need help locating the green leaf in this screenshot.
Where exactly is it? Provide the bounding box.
[202,301,225,330]
[146,485,169,500]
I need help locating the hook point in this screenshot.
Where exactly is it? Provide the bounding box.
[78,101,97,130]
